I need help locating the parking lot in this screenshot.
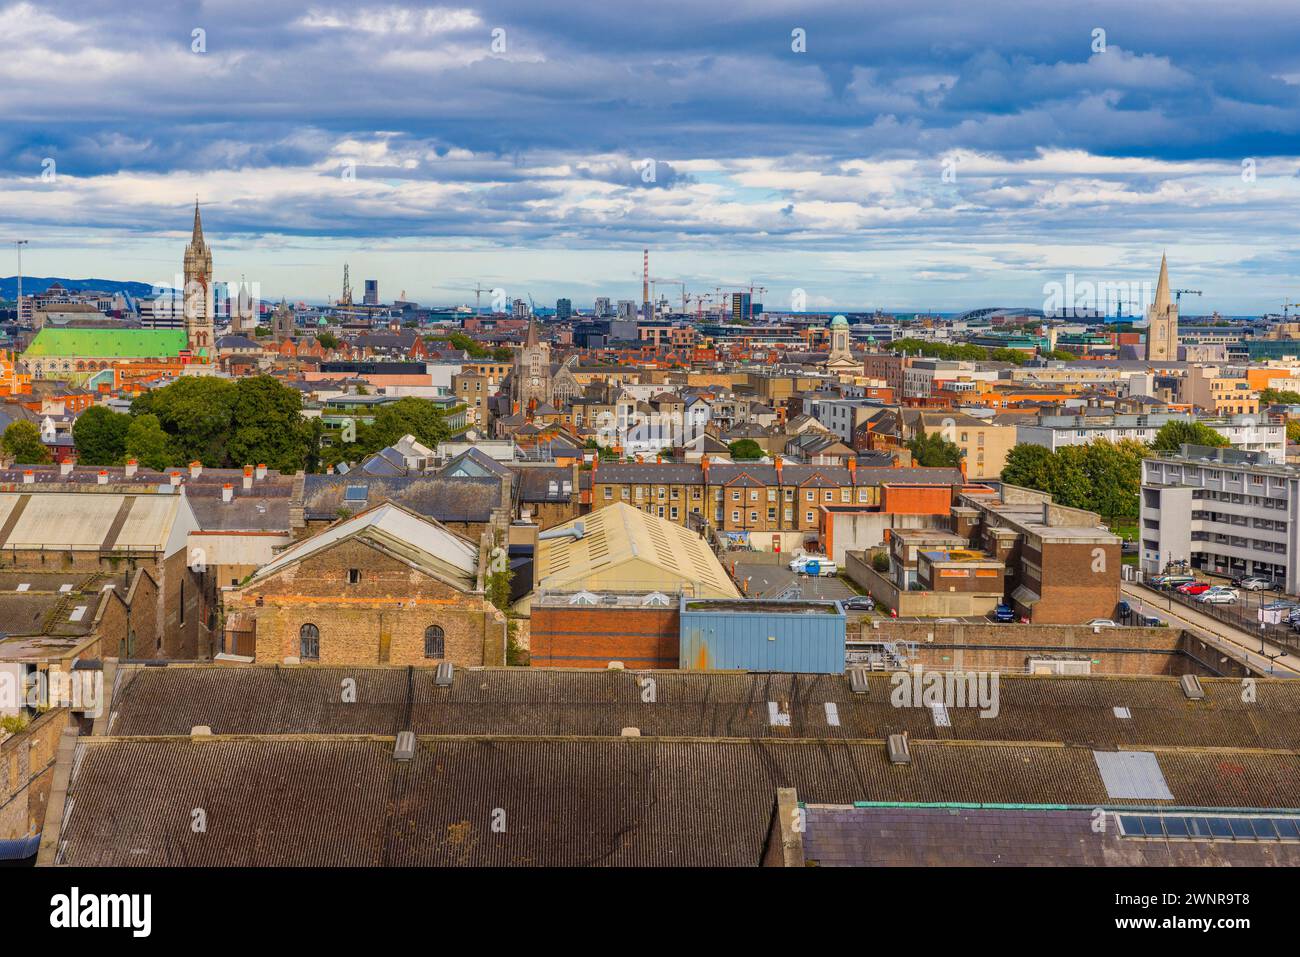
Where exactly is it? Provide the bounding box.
[1133,570,1300,651]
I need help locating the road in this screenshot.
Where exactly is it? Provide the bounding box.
[1121,582,1300,677]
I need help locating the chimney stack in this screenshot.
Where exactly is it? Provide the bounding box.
[243,465,254,490]
[170,471,182,487]
[22,469,33,484]
[256,463,267,480]
[97,470,108,485]
[774,455,783,484]
[848,457,857,478]
[189,460,202,478]
[59,461,73,476]
[124,459,138,478]
[222,483,233,503]
[701,454,710,484]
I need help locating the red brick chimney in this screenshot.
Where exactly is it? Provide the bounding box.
[847,457,857,479]
[701,454,710,484]
[774,455,783,484]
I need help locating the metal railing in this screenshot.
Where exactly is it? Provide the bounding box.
[1132,577,1300,656]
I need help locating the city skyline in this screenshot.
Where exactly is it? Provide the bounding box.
[3,0,1300,310]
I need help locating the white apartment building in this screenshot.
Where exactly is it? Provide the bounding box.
[901,359,998,399]
[1140,445,1298,590]
[1018,412,1285,462]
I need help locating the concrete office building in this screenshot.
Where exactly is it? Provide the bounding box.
[1140,445,1297,590]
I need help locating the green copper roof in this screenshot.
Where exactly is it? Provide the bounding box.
[22,328,189,358]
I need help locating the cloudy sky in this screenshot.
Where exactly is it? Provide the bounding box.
[2,0,1299,312]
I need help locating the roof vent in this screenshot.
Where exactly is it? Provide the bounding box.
[607,660,625,670]
[621,727,641,737]
[887,733,911,765]
[1180,674,1205,700]
[434,662,454,687]
[394,730,416,761]
[848,668,870,694]
[190,725,212,738]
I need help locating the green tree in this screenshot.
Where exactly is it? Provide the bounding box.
[906,429,963,468]
[1286,420,1300,444]
[316,330,340,350]
[72,405,131,465]
[1,421,50,464]
[124,414,171,471]
[1000,443,1056,490]
[361,397,451,452]
[132,376,238,465]
[989,348,1027,365]
[1046,444,1093,510]
[1151,420,1229,453]
[226,376,312,472]
[727,439,764,460]
[1082,439,1144,521]
[1261,388,1300,406]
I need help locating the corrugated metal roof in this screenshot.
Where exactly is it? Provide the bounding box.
[1094,750,1175,800]
[52,736,1300,866]
[536,503,738,598]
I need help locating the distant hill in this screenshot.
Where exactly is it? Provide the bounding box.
[0,276,157,300]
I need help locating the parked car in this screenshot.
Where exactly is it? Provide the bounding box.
[789,555,837,576]
[1156,575,1195,589]
[1177,582,1212,595]
[842,595,875,611]
[992,604,1016,623]
[1087,618,1117,628]
[1232,576,1271,591]
[1140,614,1165,627]
[1197,589,1239,604]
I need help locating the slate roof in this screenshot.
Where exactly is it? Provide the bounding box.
[302,474,501,523]
[101,666,1300,751]
[801,805,1300,866]
[591,462,963,487]
[49,736,1300,866]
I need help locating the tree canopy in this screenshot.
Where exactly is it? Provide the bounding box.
[1150,420,1230,453]
[1001,438,1148,520]
[2,421,50,464]
[727,439,764,461]
[71,405,131,465]
[907,430,964,468]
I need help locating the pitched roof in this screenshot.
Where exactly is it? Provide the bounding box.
[21,328,189,358]
[248,501,479,590]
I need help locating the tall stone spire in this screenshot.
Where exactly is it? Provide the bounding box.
[191,198,205,247]
[525,315,539,348]
[1144,252,1178,362]
[1153,252,1170,312]
[183,200,214,357]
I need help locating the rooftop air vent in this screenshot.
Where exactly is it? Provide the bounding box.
[394,731,416,761]
[434,662,454,687]
[848,668,870,694]
[1180,674,1205,700]
[190,725,212,738]
[887,733,911,765]
[621,727,641,737]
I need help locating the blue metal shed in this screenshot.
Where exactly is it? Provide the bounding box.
[678,597,846,673]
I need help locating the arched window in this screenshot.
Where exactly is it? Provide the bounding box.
[424,625,445,659]
[299,623,320,660]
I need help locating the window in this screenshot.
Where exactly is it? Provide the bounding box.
[424,625,445,658]
[604,487,612,500]
[348,568,361,584]
[300,623,320,660]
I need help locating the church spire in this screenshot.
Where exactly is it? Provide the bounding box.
[525,315,539,348]
[191,199,205,247]
[1153,252,1170,312]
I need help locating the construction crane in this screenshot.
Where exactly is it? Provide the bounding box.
[650,278,687,313]
[1173,289,1202,310]
[442,284,494,314]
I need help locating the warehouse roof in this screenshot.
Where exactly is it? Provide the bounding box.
[534,503,738,599]
[0,490,194,555]
[46,735,1300,866]
[100,665,1300,751]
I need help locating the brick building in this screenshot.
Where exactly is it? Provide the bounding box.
[223,502,506,666]
[588,457,962,554]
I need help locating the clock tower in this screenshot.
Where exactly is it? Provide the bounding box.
[183,200,214,358]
